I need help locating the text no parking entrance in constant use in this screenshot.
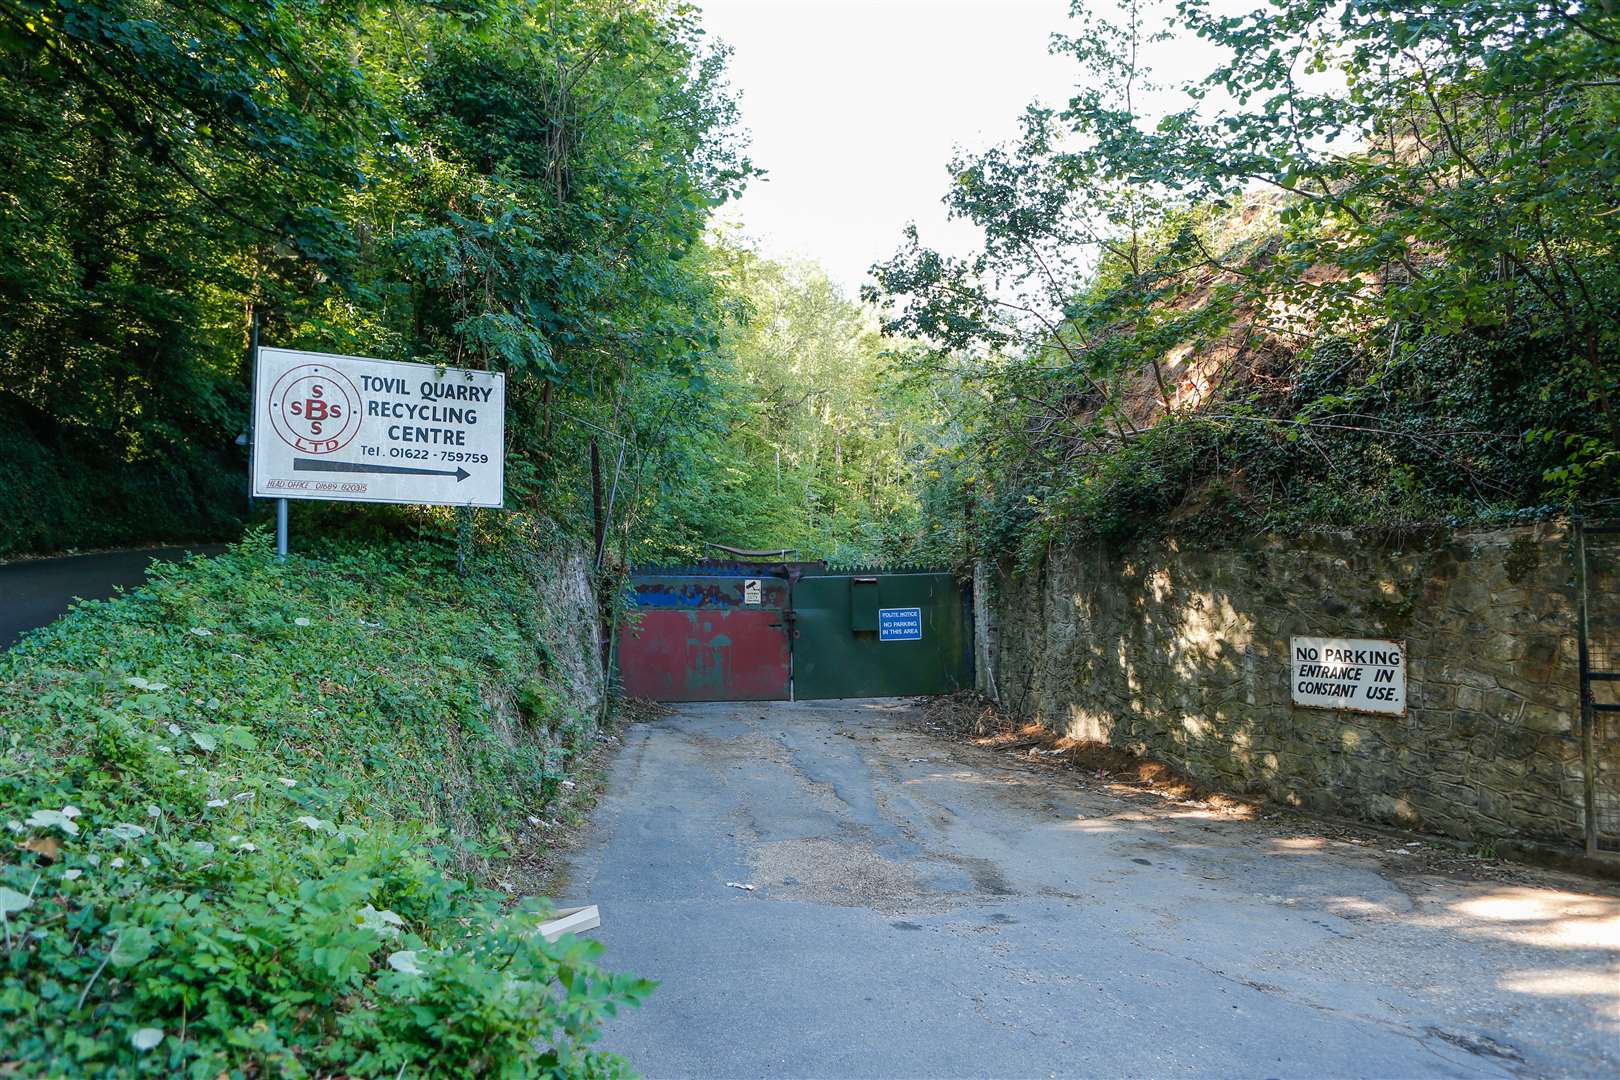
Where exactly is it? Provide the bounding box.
[1291,635,1406,715]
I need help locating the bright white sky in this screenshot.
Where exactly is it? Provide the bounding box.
[698,1,1258,299]
[701,0,1082,296]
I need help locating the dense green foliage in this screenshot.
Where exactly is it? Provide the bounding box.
[627,242,942,561]
[0,0,751,557]
[0,533,646,1076]
[0,0,943,566]
[872,0,1620,562]
[5,0,1619,1071]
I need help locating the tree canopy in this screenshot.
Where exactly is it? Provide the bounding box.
[0,0,754,557]
[872,0,1620,562]
[3,0,1615,568]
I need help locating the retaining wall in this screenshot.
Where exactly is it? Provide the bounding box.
[975,525,1590,846]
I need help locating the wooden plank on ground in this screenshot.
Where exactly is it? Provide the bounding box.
[538,905,600,942]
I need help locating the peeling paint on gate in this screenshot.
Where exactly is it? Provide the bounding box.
[617,607,790,701]
[630,576,791,609]
[685,618,731,695]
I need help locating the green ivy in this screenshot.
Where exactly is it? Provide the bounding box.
[0,533,650,1076]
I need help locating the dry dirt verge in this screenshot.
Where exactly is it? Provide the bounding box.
[910,691,1620,888]
[910,690,1253,812]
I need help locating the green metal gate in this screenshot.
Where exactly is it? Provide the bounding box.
[617,562,973,701]
[792,568,973,699]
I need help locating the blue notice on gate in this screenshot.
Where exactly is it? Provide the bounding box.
[878,607,923,641]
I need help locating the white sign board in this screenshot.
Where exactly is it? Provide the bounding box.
[252,348,504,508]
[1291,636,1406,715]
[743,579,762,606]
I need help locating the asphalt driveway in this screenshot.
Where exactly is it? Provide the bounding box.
[569,699,1620,1079]
[0,545,228,649]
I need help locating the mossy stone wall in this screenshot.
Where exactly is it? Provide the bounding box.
[976,525,1588,846]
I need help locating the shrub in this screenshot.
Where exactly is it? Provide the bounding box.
[0,534,650,1076]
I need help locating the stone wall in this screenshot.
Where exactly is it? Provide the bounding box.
[528,542,607,722]
[976,524,1590,847]
[484,540,608,760]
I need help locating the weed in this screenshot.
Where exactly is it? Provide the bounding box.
[0,532,649,1076]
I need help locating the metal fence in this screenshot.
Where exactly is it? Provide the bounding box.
[1577,522,1620,854]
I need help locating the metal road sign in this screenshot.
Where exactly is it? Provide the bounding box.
[1289,635,1406,715]
[878,607,923,641]
[251,348,505,508]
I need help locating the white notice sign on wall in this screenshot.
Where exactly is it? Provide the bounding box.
[1290,636,1406,715]
[252,348,504,508]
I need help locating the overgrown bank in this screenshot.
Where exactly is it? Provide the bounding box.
[0,533,646,1076]
[873,0,1620,566]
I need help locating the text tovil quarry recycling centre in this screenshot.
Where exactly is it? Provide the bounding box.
[251,348,506,508]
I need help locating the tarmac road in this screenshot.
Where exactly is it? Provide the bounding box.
[569,699,1620,1079]
[0,545,228,649]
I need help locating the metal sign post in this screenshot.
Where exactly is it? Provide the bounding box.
[248,333,290,561]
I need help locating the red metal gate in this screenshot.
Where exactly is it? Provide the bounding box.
[615,571,791,701]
